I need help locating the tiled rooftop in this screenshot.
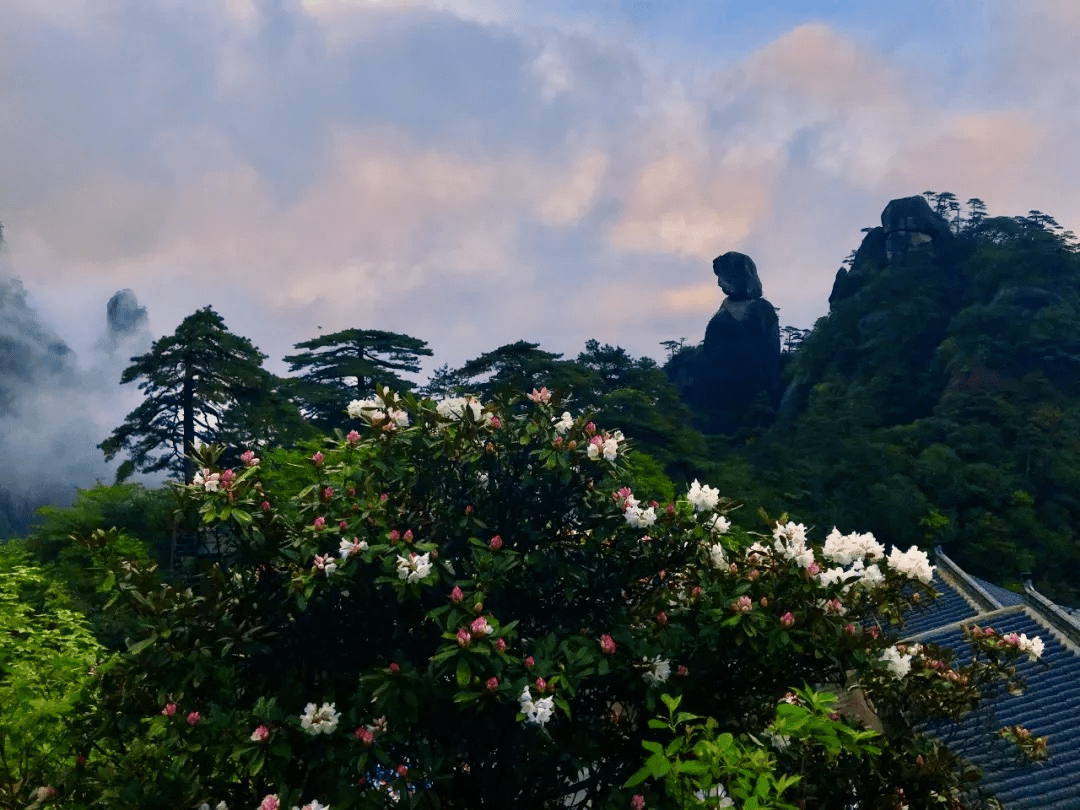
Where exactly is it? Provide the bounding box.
[896,551,1080,810]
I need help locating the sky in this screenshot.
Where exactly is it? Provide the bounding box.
[3,0,1080,499]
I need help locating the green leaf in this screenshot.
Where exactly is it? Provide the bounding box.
[456,658,471,689]
[126,636,156,656]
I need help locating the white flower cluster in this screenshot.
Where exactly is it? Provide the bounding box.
[687,480,720,512]
[587,431,623,461]
[197,802,228,810]
[706,542,727,569]
[822,528,884,566]
[396,552,433,583]
[641,656,671,686]
[707,514,731,535]
[519,686,555,726]
[436,396,487,422]
[1004,632,1045,659]
[879,645,913,679]
[885,545,934,584]
[619,491,657,529]
[348,393,409,427]
[338,537,369,560]
[772,522,815,569]
[192,469,221,492]
[553,411,574,434]
[292,802,329,810]
[300,702,340,735]
[818,559,884,591]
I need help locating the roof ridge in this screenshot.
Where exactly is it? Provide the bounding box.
[1022,584,1080,654]
[934,549,1003,611]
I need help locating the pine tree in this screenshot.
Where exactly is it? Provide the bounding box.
[100,307,287,483]
[283,329,433,431]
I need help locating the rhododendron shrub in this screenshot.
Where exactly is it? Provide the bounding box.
[61,389,1042,809]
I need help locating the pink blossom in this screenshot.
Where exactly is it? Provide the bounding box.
[535,677,547,692]
[844,624,857,635]
[470,616,493,637]
[348,487,357,497]
[161,702,177,716]
[457,628,471,648]
[553,436,563,447]
[389,662,400,674]
[495,637,507,652]
[486,677,499,691]
[585,422,596,435]
[600,634,617,655]
[732,595,752,613]
[397,764,409,777]
[465,504,473,514]
[524,656,535,668]
[489,535,503,551]
[807,561,821,576]
[250,724,270,743]
[450,586,464,604]
[346,430,361,445]
[313,516,326,531]
[380,492,388,501]
[339,520,349,531]
[631,795,645,810]
[867,626,880,639]
[354,727,374,746]
[491,416,502,428]
[676,664,689,677]
[259,795,280,810]
[691,586,702,600]
[666,503,675,515]
[220,469,237,488]
[781,612,795,628]
[404,529,414,543]
[527,387,552,403]
[389,530,401,542]
[311,452,324,466]
[322,486,333,501]
[186,711,202,725]
[826,598,845,615]
[656,611,668,626]
[261,500,271,512]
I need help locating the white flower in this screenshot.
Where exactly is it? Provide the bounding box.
[292,802,329,810]
[299,702,340,735]
[553,411,574,434]
[193,468,221,493]
[707,514,731,535]
[879,646,913,679]
[642,656,671,686]
[772,522,814,569]
[822,528,884,566]
[437,396,486,422]
[519,687,555,726]
[396,553,432,583]
[1017,633,1045,658]
[687,480,720,512]
[624,505,657,528]
[348,393,408,427]
[706,542,727,569]
[885,545,934,584]
[313,554,337,576]
[338,537,369,560]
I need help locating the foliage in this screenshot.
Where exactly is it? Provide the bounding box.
[52,390,1042,808]
[0,541,102,808]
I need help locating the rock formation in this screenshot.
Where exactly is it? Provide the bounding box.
[830,196,956,308]
[106,289,148,336]
[675,252,781,432]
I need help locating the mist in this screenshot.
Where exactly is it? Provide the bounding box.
[0,260,157,537]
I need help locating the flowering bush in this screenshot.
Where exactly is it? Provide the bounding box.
[57,388,1043,808]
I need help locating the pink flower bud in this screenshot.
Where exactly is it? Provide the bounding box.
[585,421,596,435]
[311,452,324,466]
[600,634,617,655]
[553,436,563,447]
[397,764,409,778]
[780,612,795,628]
[404,529,414,543]
[313,516,326,530]
[457,628,471,648]
[656,611,668,626]
[759,597,769,608]
[261,500,271,512]
[346,430,361,445]
[322,486,333,501]
[251,724,270,743]
[161,702,177,717]
[470,616,492,637]
[339,520,349,531]
[259,795,280,810]
[486,677,499,691]
[666,503,675,515]
[524,655,535,668]
[495,637,507,652]
[451,586,464,604]
[465,504,474,514]
[631,795,645,810]
[380,492,388,501]
[535,677,547,692]
[489,535,503,551]
[389,529,400,542]
[389,662,400,674]
[186,711,202,725]
[844,623,857,635]
[676,665,689,677]
[491,416,502,428]
[220,469,237,488]
[807,561,821,576]
[354,727,374,745]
